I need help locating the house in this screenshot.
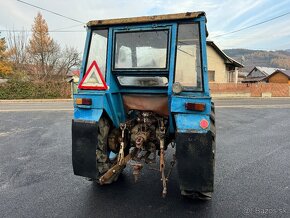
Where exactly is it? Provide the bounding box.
[265,69,290,84]
[66,69,80,95]
[237,71,248,82]
[242,66,285,83]
[206,41,243,83]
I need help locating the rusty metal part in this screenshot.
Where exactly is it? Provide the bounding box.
[117,123,126,165]
[118,141,125,165]
[157,119,167,198]
[99,148,137,185]
[87,12,205,27]
[132,149,156,164]
[132,163,143,182]
[160,140,166,198]
[135,136,145,148]
[131,123,150,149]
[99,162,124,185]
[122,95,169,116]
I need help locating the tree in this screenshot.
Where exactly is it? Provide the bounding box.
[57,46,81,75]
[27,12,81,80]
[0,34,5,60]
[27,12,59,79]
[271,57,290,69]
[0,33,12,76]
[7,30,29,71]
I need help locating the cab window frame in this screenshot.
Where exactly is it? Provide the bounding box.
[112,27,171,72]
[84,28,109,79]
[174,22,204,92]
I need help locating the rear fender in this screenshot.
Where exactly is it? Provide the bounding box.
[72,119,98,179]
[174,114,214,192]
[176,132,214,192]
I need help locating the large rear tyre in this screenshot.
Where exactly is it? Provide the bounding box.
[198,101,215,200]
[96,117,111,176]
[210,102,216,170]
[94,116,125,184]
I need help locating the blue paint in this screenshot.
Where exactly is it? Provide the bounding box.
[109,151,118,161]
[199,16,210,96]
[74,108,103,121]
[78,28,92,85]
[74,93,105,109]
[171,96,211,115]
[104,27,126,126]
[174,114,210,133]
[167,23,177,133]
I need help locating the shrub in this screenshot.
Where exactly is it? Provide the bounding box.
[0,79,71,99]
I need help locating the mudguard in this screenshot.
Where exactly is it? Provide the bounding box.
[176,132,214,192]
[72,119,98,179]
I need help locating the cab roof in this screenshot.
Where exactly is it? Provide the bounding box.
[87,11,206,27]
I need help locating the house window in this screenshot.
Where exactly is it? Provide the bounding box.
[228,71,234,82]
[208,70,215,82]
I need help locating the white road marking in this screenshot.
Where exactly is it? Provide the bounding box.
[216,104,290,108]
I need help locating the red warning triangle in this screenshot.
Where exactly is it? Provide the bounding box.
[78,60,108,90]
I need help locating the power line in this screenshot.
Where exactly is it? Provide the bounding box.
[212,11,290,38]
[17,0,85,24]
[51,24,85,31]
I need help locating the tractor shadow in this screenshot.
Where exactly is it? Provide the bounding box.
[82,166,214,218]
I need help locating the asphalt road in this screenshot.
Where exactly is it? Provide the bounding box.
[0,99,289,218]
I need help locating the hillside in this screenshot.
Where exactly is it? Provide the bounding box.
[223,49,290,72]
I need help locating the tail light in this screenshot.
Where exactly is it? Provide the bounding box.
[185,103,205,112]
[76,98,92,105]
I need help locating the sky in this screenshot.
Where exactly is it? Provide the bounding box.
[1,0,290,53]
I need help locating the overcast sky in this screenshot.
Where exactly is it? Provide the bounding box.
[1,0,290,52]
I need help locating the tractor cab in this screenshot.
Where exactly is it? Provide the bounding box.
[72,12,215,199]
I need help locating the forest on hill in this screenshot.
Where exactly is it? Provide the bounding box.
[223,49,290,72]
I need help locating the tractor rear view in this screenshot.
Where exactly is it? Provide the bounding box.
[72,11,216,199]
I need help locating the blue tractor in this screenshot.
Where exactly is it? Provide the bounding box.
[72,11,216,199]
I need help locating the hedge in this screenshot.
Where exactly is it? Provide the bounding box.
[0,79,71,99]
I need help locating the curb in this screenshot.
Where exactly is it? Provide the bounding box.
[212,97,290,100]
[1,97,290,103]
[0,99,73,103]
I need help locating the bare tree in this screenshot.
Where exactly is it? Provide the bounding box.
[57,46,81,76]
[7,30,29,71]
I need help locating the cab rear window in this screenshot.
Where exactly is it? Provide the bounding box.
[113,30,169,70]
